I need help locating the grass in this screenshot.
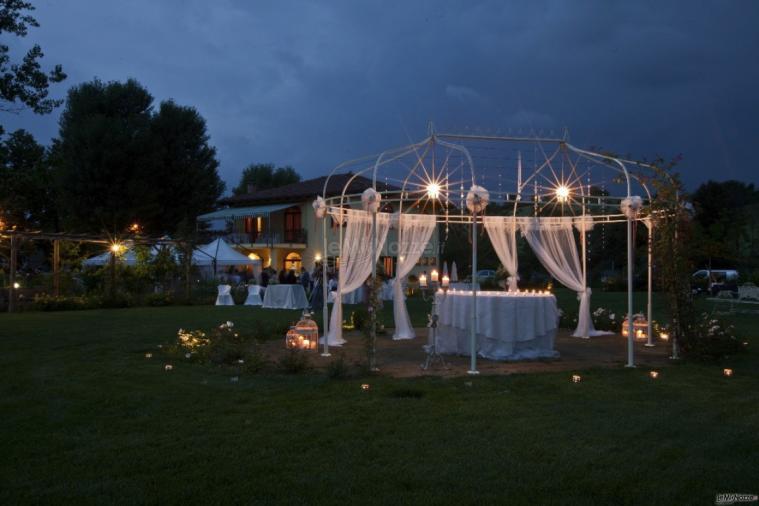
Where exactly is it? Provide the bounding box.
[0,293,757,504]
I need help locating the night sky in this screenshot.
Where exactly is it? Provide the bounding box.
[5,1,759,190]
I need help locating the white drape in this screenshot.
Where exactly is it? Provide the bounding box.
[483,216,520,291]
[392,213,437,340]
[326,209,391,345]
[519,217,607,338]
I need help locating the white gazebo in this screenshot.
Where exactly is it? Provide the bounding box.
[314,130,664,373]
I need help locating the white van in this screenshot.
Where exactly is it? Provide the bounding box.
[692,269,739,296]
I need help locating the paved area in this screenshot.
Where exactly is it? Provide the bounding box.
[262,327,672,377]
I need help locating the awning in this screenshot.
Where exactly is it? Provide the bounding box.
[197,203,295,221]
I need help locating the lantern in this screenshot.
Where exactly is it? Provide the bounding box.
[285,328,302,349]
[571,374,582,383]
[295,312,319,351]
[649,371,659,379]
[285,312,319,351]
[723,368,733,377]
[621,314,648,339]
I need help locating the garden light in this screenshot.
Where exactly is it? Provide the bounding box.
[361,383,371,391]
[571,374,582,383]
[165,364,173,371]
[12,282,20,289]
[110,242,125,254]
[145,353,152,358]
[426,182,441,199]
[555,185,570,203]
[723,368,733,377]
[649,371,659,379]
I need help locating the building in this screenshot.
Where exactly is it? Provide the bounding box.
[197,173,440,277]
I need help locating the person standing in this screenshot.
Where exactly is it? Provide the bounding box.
[299,267,311,294]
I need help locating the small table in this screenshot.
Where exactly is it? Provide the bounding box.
[435,290,559,360]
[262,284,309,310]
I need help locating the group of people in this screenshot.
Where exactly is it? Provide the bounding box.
[219,263,341,311]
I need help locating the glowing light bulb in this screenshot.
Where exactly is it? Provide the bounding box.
[427,183,441,199]
[556,185,570,203]
[110,243,124,254]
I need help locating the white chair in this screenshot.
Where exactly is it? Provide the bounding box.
[244,285,263,306]
[215,284,234,306]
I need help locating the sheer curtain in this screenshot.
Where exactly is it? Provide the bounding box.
[392,213,436,340]
[519,217,607,338]
[325,209,391,345]
[483,216,520,291]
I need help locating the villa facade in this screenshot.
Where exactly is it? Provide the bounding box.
[197,174,440,276]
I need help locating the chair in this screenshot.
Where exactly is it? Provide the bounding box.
[215,284,234,306]
[244,285,263,306]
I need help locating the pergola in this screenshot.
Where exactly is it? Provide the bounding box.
[315,131,665,372]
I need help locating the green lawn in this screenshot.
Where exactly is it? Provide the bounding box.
[1,293,758,504]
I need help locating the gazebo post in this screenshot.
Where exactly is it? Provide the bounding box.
[369,209,379,371]
[321,214,330,356]
[645,219,655,347]
[468,211,479,375]
[625,216,635,367]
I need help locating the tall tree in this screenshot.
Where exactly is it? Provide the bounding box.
[232,163,300,195]
[691,180,759,267]
[0,0,66,115]
[149,100,224,230]
[54,78,224,235]
[0,128,54,229]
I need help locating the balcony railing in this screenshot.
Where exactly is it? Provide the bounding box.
[225,228,307,245]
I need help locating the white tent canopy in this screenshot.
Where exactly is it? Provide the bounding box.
[83,249,140,267]
[193,238,260,267]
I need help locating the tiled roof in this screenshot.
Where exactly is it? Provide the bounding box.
[220,173,397,206]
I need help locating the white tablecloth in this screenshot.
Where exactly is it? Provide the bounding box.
[262,284,309,309]
[435,290,559,360]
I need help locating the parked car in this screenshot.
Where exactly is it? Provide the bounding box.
[692,269,739,296]
[476,269,497,281]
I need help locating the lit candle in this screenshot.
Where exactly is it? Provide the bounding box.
[442,274,450,288]
[303,339,310,349]
[145,353,152,359]
[165,364,173,371]
[419,273,427,288]
[431,269,438,283]
[649,371,659,379]
[659,332,669,341]
[723,368,733,377]
[572,374,581,383]
[361,383,370,391]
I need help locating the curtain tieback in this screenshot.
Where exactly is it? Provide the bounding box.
[577,288,592,300]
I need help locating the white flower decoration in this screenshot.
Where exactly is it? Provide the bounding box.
[361,188,381,213]
[466,185,489,213]
[312,196,327,218]
[620,196,643,219]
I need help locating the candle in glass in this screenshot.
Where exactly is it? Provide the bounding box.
[431,269,438,283]
[442,274,450,288]
[419,273,427,288]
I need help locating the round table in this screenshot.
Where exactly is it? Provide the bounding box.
[435,290,559,360]
[262,284,309,309]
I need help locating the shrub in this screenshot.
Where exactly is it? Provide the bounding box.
[681,313,745,362]
[592,307,620,331]
[171,321,265,372]
[277,349,311,374]
[145,292,173,306]
[33,294,88,311]
[326,354,350,379]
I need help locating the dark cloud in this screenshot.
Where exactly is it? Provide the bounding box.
[4,0,758,189]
